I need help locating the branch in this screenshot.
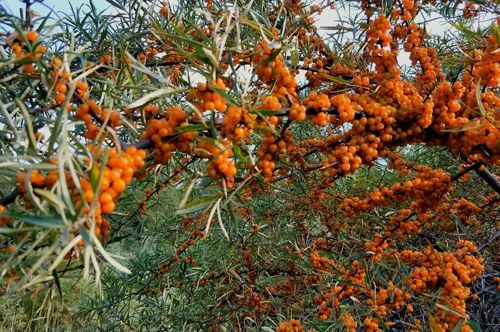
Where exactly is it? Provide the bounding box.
[0,189,19,206]
[478,230,500,253]
[475,166,500,194]
[450,162,483,181]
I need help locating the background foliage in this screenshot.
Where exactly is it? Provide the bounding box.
[0,0,499,331]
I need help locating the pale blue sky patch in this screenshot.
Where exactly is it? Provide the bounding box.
[2,0,111,19]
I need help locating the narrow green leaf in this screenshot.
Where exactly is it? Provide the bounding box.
[4,213,64,229]
[475,83,487,118]
[452,320,466,332]
[175,195,220,215]
[209,85,241,106]
[175,124,207,134]
[52,270,63,298]
[15,98,37,151]
[249,108,287,115]
[318,72,351,85]
[468,320,482,332]
[127,87,186,109]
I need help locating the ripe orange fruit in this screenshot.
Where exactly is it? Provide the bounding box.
[99,192,113,204]
[102,202,116,213]
[56,83,68,94]
[55,93,66,104]
[26,30,38,42]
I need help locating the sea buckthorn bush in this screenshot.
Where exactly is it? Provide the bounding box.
[0,0,499,331]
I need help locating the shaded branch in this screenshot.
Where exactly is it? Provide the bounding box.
[0,189,19,206]
[475,167,500,194]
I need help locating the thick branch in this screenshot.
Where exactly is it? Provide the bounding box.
[0,189,19,206]
[475,167,500,194]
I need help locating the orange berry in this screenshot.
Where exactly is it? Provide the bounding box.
[102,202,116,213]
[99,192,113,204]
[55,93,66,104]
[112,179,126,192]
[84,190,94,202]
[110,169,122,182]
[23,63,35,74]
[56,83,68,94]
[26,30,38,42]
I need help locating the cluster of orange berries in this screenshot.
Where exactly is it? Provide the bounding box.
[330,94,358,124]
[190,79,227,113]
[303,92,331,126]
[53,80,69,105]
[365,233,390,262]
[309,250,336,272]
[363,317,381,332]
[366,15,395,76]
[340,312,358,332]
[351,96,395,143]
[436,198,481,231]
[384,151,412,174]
[313,260,366,320]
[221,105,255,140]
[196,141,237,182]
[392,0,416,21]
[472,33,500,88]
[410,44,444,92]
[16,169,49,194]
[259,95,282,113]
[429,81,464,131]
[296,27,325,52]
[351,75,372,90]
[276,319,304,332]
[242,286,270,315]
[289,103,307,121]
[455,67,500,158]
[256,131,294,179]
[93,146,146,214]
[142,106,194,163]
[253,41,298,97]
[399,241,483,331]
[48,57,78,106]
[444,119,499,163]
[321,145,363,175]
[10,30,47,74]
[366,282,410,317]
[386,209,432,239]
[174,229,205,256]
[395,23,420,51]
[340,167,451,216]
[14,147,144,240]
[453,198,481,225]
[75,98,121,139]
[367,15,393,48]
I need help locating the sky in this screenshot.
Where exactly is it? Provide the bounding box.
[2,0,110,16]
[2,0,492,68]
